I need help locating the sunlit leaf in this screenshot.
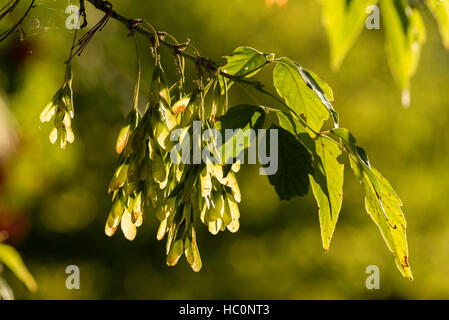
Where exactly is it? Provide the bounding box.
[223,46,274,78]
[381,0,426,106]
[350,157,412,280]
[273,57,329,132]
[215,104,265,163]
[309,137,344,251]
[319,0,378,70]
[299,67,339,126]
[426,0,449,49]
[331,128,382,196]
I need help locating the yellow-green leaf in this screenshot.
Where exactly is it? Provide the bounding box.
[350,157,412,280]
[381,0,426,106]
[273,58,329,132]
[309,137,344,251]
[319,0,378,70]
[223,46,274,78]
[426,0,449,49]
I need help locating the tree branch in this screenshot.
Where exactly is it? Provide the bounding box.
[83,1,320,133]
[86,0,218,73]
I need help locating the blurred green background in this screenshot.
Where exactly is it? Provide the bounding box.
[1,0,449,299]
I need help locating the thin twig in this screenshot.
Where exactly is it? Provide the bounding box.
[0,0,34,42]
[66,2,112,62]
[0,0,20,21]
[85,1,218,73]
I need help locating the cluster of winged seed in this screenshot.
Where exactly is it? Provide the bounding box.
[40,64,75,149]
[199,162,241,235]
[105,65,242,271]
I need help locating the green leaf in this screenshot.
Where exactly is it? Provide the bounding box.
[265,125,313,200]
[276,110,307,136]
[216,104,265,131]
[273,57,330,132]
[319,0,378,70]
[0,244,37,292]
[302,68,334,102]
[330,128,357,154]
[299,67,339,127]
[331,128,381,196]
[349,158,412,280]
[334,128,411,279]
[309,137,344,251]
[278,112,343,250]
[215,104,265,163]
[426,0,449,49]
[381,0,426,106]
[222,46,274,78]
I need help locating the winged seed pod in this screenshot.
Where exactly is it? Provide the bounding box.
[104,63,242,272]
[197,162,242,235]
[156,188,203,271]
[105,63,179,242]
[150,65,171,107]
[40,63,75,149]
[172,95,191,115]
[105,191,126,237]
[116,109,141,154]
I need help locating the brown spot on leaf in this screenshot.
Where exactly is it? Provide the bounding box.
[173,103,187,115]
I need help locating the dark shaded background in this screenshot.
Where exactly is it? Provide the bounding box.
[1,0,449,299]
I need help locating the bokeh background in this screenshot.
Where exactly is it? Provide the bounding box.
[0,0,448,299]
